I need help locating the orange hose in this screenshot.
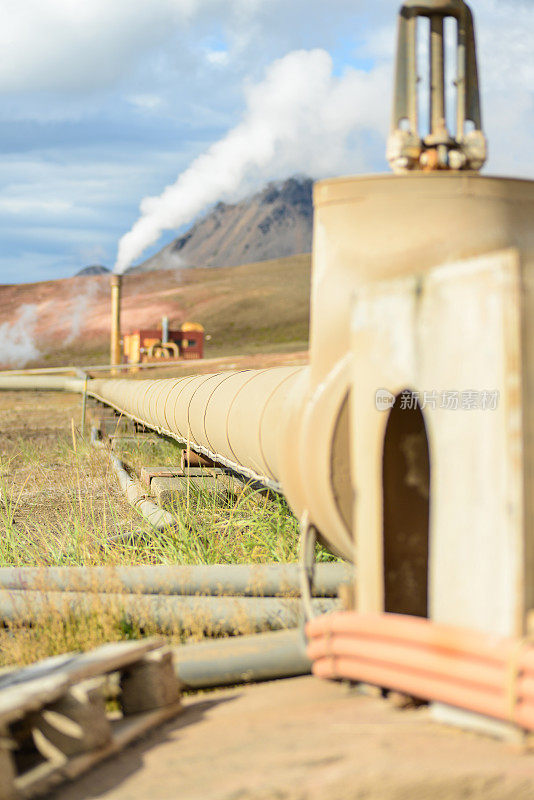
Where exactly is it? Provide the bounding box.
[306,613,513,665]
[307,636,505,694]
[312,656,508,719]
[306,611,534,732]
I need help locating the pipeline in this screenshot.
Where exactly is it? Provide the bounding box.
[86,367,306,493]
[0,590,338,634]
[0,564,351,598]
[173,627,311,689]
[306,612,534,732]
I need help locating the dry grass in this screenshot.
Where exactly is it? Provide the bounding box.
[0,389,332,667]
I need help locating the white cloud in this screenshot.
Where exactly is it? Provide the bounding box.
[0,0,372,94]
[0,198,73,216]
[127,94,163,111]
[115,48,389,271]
[205,49,230,67]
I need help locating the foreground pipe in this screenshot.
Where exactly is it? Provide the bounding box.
[0,564,351,598]
[0,590,338,634]
[173,628,311,689]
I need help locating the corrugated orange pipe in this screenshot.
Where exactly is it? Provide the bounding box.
[306,612,534,732]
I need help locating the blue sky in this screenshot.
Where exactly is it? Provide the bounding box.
[0,0,532,284]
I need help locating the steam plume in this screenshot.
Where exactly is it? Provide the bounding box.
[115,49,388,272]
[0,305,40,368]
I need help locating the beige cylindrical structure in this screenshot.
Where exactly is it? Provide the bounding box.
[110,274,122,370]
[88,366,303,490]
[280,173,534,563]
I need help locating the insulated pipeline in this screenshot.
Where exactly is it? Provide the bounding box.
[0,564,351,598]
[88,367,305,486]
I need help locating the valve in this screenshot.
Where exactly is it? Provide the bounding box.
[387,0,487,173]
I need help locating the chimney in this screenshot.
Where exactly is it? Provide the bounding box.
[161,316,169,345]
[110,274,122,370]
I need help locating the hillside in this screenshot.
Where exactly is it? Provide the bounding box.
[0,253,311,369]
[132,177,313,273]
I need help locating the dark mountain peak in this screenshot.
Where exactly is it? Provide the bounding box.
[260,177,313,211]
[75,264,110,276]
[133,175,314,273]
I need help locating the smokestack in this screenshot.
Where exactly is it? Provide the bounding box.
[161,316,169,345]
[110,274,122,370]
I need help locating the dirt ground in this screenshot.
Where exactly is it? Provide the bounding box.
[50,676,534,800]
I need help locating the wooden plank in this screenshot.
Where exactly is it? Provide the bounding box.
[0,641,163,725]
[14,703,182,800]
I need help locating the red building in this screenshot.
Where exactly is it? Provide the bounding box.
[123,321,204,364]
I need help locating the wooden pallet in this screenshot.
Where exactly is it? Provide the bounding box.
[0,640,182,800]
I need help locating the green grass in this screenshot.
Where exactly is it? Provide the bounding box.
[0,390,335,667]
[0,432,312,567]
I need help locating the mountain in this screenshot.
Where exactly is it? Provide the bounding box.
[75,264,110,276]
[130,176,313,273]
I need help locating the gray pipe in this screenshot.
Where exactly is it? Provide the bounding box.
[0,564,351,598]
[90,426,177,531]
[0,376,85,393]
[0,590,338,634]
[109,453,177,531]
[173,628,311,689]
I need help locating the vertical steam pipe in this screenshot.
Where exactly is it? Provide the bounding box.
[407,13,418,135]
[110,274,122,373]
[430,15,445,137]
[162,316,169,345]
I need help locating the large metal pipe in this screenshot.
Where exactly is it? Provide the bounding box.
[110,274,122,370]
[0,564,351,598]
[0,590,338,634]
[173,628,311,689]
[87,367,305,491]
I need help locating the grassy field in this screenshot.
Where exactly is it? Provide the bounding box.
[0,387,330,667]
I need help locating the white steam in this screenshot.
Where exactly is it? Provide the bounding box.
[0,305,40,368]
[115,48,389,272]
[63,281,99,344]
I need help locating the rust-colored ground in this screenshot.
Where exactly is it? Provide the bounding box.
[51,676,534,800]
